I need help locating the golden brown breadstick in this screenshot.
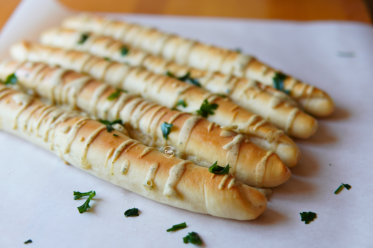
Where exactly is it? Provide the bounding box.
[38,29,318,140]
[10,41,302,167]
[0,60,291,187]
[0,85,267,220]
[61,13,334,117]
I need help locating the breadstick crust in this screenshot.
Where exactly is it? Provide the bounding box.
[0,60,291,187]
[246,59,335,117]
[39,28,318,140]
[10,41,301,167]
[0,86,267,220]
[61,14,334,117]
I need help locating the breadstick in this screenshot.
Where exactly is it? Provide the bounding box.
[0,60,291,187]
[11,41,302,167]
[38,29,318,140]
[61,13,334,117]
[0,85,268,220]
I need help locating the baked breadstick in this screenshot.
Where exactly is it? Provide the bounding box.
[61,13,334,117]
[11,41,302,167]
[38,29,318,140]
[0,85,268,220]
[0,60,291,187]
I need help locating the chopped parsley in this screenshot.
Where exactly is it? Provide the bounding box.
[167,222,187,232]
[24,239,32,244]
[4,73,17,85]
[77,33,89,44]
[113,134,119,137]
[183,232,202,245]
[300,211,317,224]
[161,122,173,140]
[107,88,128,101]
[196,99,218,118]
[166,71,201,87]
[334,183,351,194]
[208,161,230,175]
[234,48,242,53]
[338,51,355,57]
[104,57,110,61]
[121,46,129,56]
[74,191,96,213]
[273,72,290,95]
[124,208,139,217]
[100,119,123,132]
[175,99,187,108]
[216,93,227,98]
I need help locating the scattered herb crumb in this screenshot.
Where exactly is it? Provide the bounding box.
[100,119,123,132]
[217,93,227,98]
[113,134,119,137]
[24,239,32,244]
[329,163,331,166]
[161,122,173,140]
[234,48,242,53]
[208,161,230,175]
[121,46,129,56]
[338,51,355,57]
[300,211,317,224]
[74,191,96,213]
[273,72,290,95]
[166,71,201,87]
[197,99,218,118]
[124,208,139,217]
[175,99,188,108]
[107,89,127,101]
[167,222,187,232]
[334,183,351,194]
[183,232,202,245]
[77,33,89,44]
[4,73,17,85]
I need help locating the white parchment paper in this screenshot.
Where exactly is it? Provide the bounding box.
[0,0,372,247]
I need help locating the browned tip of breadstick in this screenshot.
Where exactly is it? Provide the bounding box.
[205,175,267,220]
[290,111,318,139]
[275,138,301,168]
[299,92,335,118]
[262,152,291,187]
[10,41,31,62]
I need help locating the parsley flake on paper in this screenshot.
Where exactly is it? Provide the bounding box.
[300,211,317,224]
[74,191,96,213]
[334,183,351,194]
[124,208,139,217]
[167,222,187,232]
[183,232,202,245]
